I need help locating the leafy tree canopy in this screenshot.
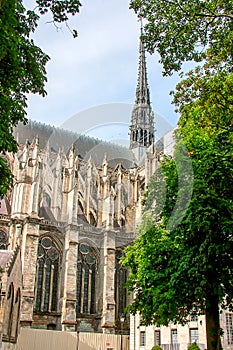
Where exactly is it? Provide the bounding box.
[0,0,81,198]
[130,0,233,75]
[124,2,233,349]
[122,63,233,350]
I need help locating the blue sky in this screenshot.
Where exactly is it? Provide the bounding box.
[25,0,182,142]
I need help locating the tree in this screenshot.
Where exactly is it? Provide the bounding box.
[130,0,233,75]
[123,3,232,348]
[0,0,81,198]
[122,64,233,350]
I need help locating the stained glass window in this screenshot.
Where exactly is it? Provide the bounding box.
[35,236,60,312]
[0,231,7,250]
[115,248,127,320]
[7,283,14,340]
[76,243,98,315]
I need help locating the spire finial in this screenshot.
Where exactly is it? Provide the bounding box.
[135,22,150,106]
[129,24,155,161]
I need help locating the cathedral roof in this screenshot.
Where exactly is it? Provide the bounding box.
[14,120,137,168]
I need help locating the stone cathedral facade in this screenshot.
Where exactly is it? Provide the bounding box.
[0,37,159,345]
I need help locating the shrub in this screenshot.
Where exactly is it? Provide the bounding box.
[151,346,162,350]
[188,343,200,350]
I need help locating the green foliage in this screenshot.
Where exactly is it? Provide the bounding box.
[35,0,81,37]
[151,346,162,350]
[140,156,178,231]
[130,0,233,75]
[188,344,200,350]
[36,0,81,23]
[0,158,13,199]
[126,2,232,350]
[0,0,81,198]
[122,57,232,350]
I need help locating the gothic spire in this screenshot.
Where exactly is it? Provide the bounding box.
[129,28,155,162]
[135,29,151,106]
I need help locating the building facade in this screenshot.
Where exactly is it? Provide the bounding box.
[0,136,154,334]
[0,35,158,347]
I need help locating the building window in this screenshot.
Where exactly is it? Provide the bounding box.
[15,288,21,339]
[7,283,14,340]
[154,330,161,345]
[89,211,97,227]
[171,329,178,350]
[226,313,233,345]
[190,315,198,322]
[190,328,199,344]
[43,193,51,208]
[35,236,60,312]
[140,331,146,346]
[115,248,127,321]
[76,243,98,315]
[0,231,8,249]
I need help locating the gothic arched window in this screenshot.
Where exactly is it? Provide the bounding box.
[132,131,135,142]
[144,130,148,146]
[0,231,8,249]
[35,236,60,312]
[7,283,14,340]
[76,243,98,315]
[15,288,21,339]
[115,248,127,320]
[89,212,97,227]
[149,132,153,145]
[77,200,84,215]
[43,193,51,208]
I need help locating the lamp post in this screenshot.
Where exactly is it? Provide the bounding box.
[76,323,80,350]
[120,314,125,350]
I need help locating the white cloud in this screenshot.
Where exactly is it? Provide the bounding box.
[25,0,180,136]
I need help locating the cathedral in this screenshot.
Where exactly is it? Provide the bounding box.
[2,30,232,350]
[0,35,159,348]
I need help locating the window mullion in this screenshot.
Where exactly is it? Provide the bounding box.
[41,263,46,311]
[88,267,92,313]
[48,264,54,312]
[81,266,85,313]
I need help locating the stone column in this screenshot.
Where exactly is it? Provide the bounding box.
[20,218,40,326]
[61,224,79,332]
[102,230,116,333]
[8,219,23,250]
[30,182,40,215]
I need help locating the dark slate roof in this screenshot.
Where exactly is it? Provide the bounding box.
[14,120,136,168]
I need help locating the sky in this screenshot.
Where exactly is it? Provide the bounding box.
[25,0,182,143]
